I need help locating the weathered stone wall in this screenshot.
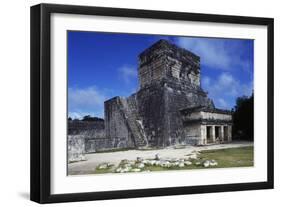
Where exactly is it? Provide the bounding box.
[135,79,214,147]
[182,111,232,122]
[137,81,166,147]
[68,116,134,155]
[68,120,105,138]
[68,135,86,163]
[162,80,214,146]
[201,111,232,121]
[104,97,136,148]
[68,135,134,158]
[85,137,134,153]
[138,55,167,88]
[181,123,201,145]
[138,39,201,89]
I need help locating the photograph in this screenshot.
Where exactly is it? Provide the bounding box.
[67,31,254,175]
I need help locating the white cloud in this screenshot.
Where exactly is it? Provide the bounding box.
[202,73,253,109]
[176,37,252,73]
[68,86,108,118]
[69,86,106,108]
[68,111,96,120]
[218,98,228,108]
[217,73,238,96]
[118,65,137,84]
[177,37,231,70]
[176,37,253,109]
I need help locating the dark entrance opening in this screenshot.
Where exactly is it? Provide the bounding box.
[215,126,220,140]
[206,126,212,143]
[224,126,228,141]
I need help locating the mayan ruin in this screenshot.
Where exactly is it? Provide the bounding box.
[68,39,233,162]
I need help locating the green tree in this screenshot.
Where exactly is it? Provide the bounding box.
[82,115,103,122]
[232,93,254,141]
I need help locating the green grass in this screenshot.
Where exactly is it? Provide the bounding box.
[199,146,254,168]
[71,146,254,175]
[94,167,115,174]
[134,146,253,172]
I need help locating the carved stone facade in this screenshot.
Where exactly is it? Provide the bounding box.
[138,39,201,88]
[181,107,232,145]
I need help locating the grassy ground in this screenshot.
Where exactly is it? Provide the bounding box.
[198,146,254,168]
[93,146,253,174]
[94,166,115,174]
[146,146,253,171]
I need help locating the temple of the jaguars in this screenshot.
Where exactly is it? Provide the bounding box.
[68,39,232,159]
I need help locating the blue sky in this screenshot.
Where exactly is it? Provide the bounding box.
[68,31,253,119]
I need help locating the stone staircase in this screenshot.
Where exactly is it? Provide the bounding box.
[119,96,148,148]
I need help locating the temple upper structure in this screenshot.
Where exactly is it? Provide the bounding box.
[138,39,201,88]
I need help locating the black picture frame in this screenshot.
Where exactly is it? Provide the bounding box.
[30,3,274,204]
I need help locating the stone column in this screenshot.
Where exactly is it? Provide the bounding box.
[212,125,216,143]
[200,125,206,145]
[220,126,224,143]
[228,125,232,142]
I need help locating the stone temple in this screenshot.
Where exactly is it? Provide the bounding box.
[104,39,232,148]
[68,39,232,161]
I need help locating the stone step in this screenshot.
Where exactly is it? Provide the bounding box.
[119,97,148,148]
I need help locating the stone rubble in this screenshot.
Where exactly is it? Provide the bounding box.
[202,160,218,167]
[110,152,219,173]
[203,160,210,167]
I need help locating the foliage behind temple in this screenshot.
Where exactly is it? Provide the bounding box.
[232,93,254,141]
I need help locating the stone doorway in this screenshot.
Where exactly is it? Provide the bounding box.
[224,126,228,141]
[206,126,212,143]
[215,126,220,140]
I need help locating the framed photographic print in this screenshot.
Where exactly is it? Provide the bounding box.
[30,3,274,203]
